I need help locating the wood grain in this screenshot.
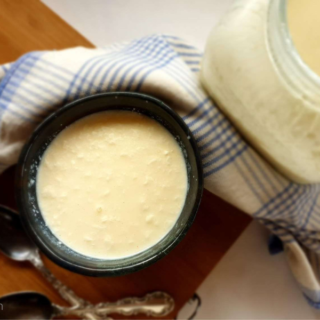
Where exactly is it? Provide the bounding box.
[0,0,93,65]
[0,1,252,318]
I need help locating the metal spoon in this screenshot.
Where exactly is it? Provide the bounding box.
[0,205,86,308]
[0,291,174,319]
[0,291,103,320]
[0,205,175,317]
[0,292,55,320]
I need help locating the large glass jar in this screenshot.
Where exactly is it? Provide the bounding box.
[201,0,320,184]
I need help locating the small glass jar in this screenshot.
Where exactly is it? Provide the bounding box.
[201,0,320,184]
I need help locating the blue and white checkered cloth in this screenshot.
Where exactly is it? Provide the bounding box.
[1,34,320,307]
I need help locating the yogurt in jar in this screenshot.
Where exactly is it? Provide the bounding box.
[287,0,320,77]
[37,111,188,259]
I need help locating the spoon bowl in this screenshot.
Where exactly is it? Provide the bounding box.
[0,292,54,320]
[0,206,38,262]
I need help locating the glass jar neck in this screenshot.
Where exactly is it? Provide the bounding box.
[267,0,320,106]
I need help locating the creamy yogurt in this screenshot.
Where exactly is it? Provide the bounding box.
[288,0,320,77]
[37,111,188,259]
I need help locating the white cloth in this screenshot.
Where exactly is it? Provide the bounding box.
[1,34,320,307]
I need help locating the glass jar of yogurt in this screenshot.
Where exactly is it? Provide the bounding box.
[201,0,320,184]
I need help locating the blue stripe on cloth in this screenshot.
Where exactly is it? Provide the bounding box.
[162,35,183,40]
[0,53,39,98]
[199,124,239,153]
[116,43,172,91]
[253,183,297,217]
[239,153,273,199]
[262,187,304,220]
[270,186,313,221]
[0,101,38,123]
[261,219,299,235]
[2,87,49,112]
[167,61,206,99]
[262,218,318,242]
[80,36,160,97]
[7,82,55,105]
[1,92,46,118]
[22,61,73,84]
[0,52,43,122]
[164,57,203,95]
[246,150,281,194]
[28,55,77,76]
[183,98,210,120]
[116,37,174,92]
[185,60,201,65]
[111,40,171,91]
[99,43,159,91]
[199,127,233,157]
[114,42,167,91]
[167,42,199,50]
[302,192,320,228]
[68,37,156,100]
[234,158,266,205]
[27,55,127,103]
[129,48,177,91]
[261,220,295,236]
[202,135,245,169]
[129,36,204,100]
[62,46,132,101]
[135,57,177,92]
[139,57,201,101]
[278,187,314,225]
[198,122,248,177]
[199,124,235,159]
[178,52,203,57]
[310,205,320,224]
[204,144,248,178]
[13,76,63,101]
[293,186,319,222]
[164,67,202,101]
[84,36,160,95]
[260,189,319,235]
[240,150,279,201]
[196,117,229,143]
[302,236,320,251]
[16,67,68,92]
[1,65,8,73]
[295,233,320,251]
[187,106,221,130]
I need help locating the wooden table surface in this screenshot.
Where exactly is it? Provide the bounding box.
[0,0,251,318]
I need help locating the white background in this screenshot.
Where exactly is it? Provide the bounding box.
[42,0,320,318]
[42,0,233,50]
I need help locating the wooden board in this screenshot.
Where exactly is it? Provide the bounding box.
[0,0,252,318]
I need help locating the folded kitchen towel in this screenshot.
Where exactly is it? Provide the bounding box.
[1,34,320,307]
